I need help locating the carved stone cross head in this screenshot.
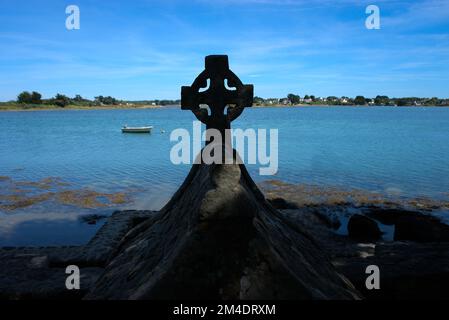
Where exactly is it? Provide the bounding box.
[181,55,254,133]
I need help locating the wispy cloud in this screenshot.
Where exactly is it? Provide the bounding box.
[0,0,448,99]
[382,0,449,28]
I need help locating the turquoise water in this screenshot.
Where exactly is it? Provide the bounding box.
[1,106,449,245]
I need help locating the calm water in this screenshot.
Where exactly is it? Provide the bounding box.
[1,106,449,246]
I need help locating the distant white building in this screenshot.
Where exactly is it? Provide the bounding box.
[280,98,290,105]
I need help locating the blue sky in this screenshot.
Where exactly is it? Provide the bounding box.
[0,0,448,101]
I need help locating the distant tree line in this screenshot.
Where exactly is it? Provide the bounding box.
[12,91,182,108]
[254,94,449,107]
[129,99,181,106]
[16,91,121,108]
[8,91,449,108]
[17,91,42,104]
[14,91,126,108]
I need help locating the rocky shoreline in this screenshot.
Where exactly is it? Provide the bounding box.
[1,198,448,299]
[1,172,449,299]
[0,210,155,299]
[261,181,449,299]
[272,205,449,299]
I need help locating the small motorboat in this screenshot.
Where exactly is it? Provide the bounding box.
[121,125,153,133]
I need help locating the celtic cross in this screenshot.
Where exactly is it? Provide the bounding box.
[181,55,254,142]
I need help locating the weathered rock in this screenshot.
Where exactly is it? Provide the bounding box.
[394,214,449,242]
[48,210,157,267]
[365,207,421,225]
[280,208,449,299]
[267,197,298,210]
[79,214,108,225]
[311,206,343,229]
[334,241,449,299]
[0,247,103,299]
[0,210,156,299]
[347,214,382,242]
[3,199,448,299]
[85,160,361,300]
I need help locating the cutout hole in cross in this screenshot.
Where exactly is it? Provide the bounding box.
[199,78,210,93]
[224,79,237,91]
[200,104,211,116]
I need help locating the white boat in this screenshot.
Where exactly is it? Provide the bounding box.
[121,125,153,133]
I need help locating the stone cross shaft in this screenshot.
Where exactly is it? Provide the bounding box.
[181,55,254,141]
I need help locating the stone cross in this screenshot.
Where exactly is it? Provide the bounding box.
[181,55,254,141]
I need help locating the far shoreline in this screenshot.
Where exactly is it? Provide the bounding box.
[1,104,448,112]
[0,104,164,112]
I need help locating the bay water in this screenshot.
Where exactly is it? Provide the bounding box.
[1,106,448,245]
